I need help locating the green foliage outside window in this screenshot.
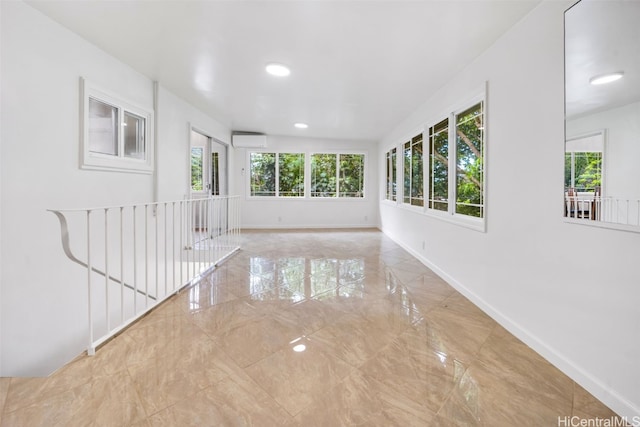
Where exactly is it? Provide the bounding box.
[279,153,305,197]
[455,102,484,218]
[311,154,337,197]
[565,152,601,192]
[250,152,276,196]
[339,154,364,197]
[429,119,449,211]
[191,147,203,191]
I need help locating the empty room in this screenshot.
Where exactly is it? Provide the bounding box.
[1,0,639,425]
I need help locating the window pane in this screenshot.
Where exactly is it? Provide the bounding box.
[391,148,397,201]
[191,147,203,191]
[250,152,276,196]
[386,151,391,200]
[573,152,602,192]
[403,142,411,204]
[455,102,484,218]
[279,153,305,197]
[339,154,364,198]
[123,111,145,160]
[88,97,118,156]
[429,118,449,211]
[411,135,424,206]
[211,152,219,196]
[311,154,337,197]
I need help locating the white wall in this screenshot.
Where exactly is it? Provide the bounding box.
[236,135,378,229]
[156,87,233,202]
[0,1,230,376]
[379,1,640,418]
[567,101,640,201]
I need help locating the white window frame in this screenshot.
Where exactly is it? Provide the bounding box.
[384,147,398,202]
[310,152,367,199]
[565,129,605,195]
[247,151,306,198]
[401,134,425,207]
[80,77,154,174]
[425,89,486,232]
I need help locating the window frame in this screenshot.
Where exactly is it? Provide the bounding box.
[80,77,154,174]
[310,152,366,199]
[248,151,306,198]
[425,90,487,232]
[402,134,425,207]
[247,151,367,200]
[385,147,398,202]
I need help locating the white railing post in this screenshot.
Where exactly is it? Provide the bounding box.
[86,210,95,356]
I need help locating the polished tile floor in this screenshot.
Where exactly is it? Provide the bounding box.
[0,229,623,426]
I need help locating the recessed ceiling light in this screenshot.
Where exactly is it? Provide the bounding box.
[589,72,624,85]
[265,63,290,77]
[294,123,308,129]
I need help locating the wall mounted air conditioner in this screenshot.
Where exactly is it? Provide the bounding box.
[232,133,267,148]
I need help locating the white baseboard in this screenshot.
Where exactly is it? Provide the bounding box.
[241,223,378,230]
[380,226,640,420]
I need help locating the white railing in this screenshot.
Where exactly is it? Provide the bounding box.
[564,195,640,227]
[49,195,241,355]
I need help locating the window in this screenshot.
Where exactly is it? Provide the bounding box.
[427,96,485,227]
[81,78,153,173]
[385,148,397,201]
[428,118,449,211]
[311,154,337,197]
[565,131,604,193]
[250,153,276,196]
[311,153,365,198]
[565,152,602,192]
[278,153,305,197]
[403,134,424,206]
[250,152,305,197]
[455,102,484,218]
[191,147,204,191]
[339,154,364,198]
[211,152,220,196]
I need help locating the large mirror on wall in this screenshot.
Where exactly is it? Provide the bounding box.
[564,0,640,232]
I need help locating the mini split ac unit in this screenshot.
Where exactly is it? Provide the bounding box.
[231,133,267,148]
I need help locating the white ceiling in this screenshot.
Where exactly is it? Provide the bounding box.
[26,0,541,141]
[565,0,640,119]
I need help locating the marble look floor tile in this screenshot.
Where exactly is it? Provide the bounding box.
[147,373,294,427]
[244,336,353,417]
[438,361,573,426]
[3,371,146,427]
[217,317,303,368]
[475,326,574,405]
[294,369,435,427]
[273,299,346,335]
[311,312,398,368]
[0,378,9,425]
[188,297,262,337]
[440,292,496,330]
[123,312,209,364]
[361,329,467,414]
[573,382,619,418]
[409,305,494,364]
[127,336,238,415]
[173,280,238,313]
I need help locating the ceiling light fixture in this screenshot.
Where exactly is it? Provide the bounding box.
[265,63,290,77]
[294,123,308,129]
[589,72,624,85]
